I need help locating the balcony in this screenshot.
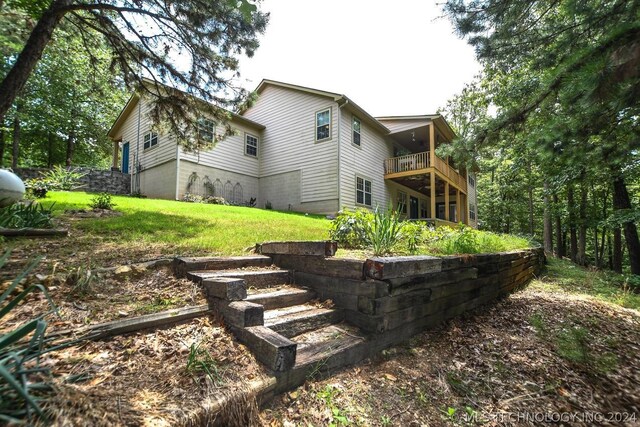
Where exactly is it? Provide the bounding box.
[384,151,467,193]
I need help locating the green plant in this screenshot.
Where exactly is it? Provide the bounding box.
[316,385,350,426]
[185,341,224,386]
[329,208,372,249]
[380,415,392,426]
[182,192,203,203]
[403,221,428,254]
[0,202,54,229]
[40,166,85,191]
[203,196,228,205]
[65,265,96,297]
[556,326,590,364]
[25,179,50,199]
[89,192,115,210]
[0,250,58,424]
[365,206,404,256]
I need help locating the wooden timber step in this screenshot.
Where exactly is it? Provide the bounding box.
[264,304,345,338]
[246,286,316,310]
[186,268,291,288]
[173,255,273,278]
[292,323,368,369]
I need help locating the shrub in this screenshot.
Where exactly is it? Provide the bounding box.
[0,202,54,229]
[182,193,203,203]
[265,200,272,210]
[203,196,228,205]
[89,192,115,210]
[24,178,50,199]
[329,208,373,249]
[41,166,85,191]
[0,251,58,424]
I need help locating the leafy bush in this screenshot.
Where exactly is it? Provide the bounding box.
[0,202,54,229]
[25,179,50,199]
[182,193,203,203]
[329,208,372,249]
[41,166,85,191]
[89,192,115,210]
[0,251,58,424]
[203,196,228,205]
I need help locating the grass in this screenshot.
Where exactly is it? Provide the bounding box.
[39,192,330,255]
[530,257,640,310]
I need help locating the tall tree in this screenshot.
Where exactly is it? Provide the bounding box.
[0,0,268,151]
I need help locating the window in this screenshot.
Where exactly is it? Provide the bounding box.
[197,118,215,143]
[356,176,372,206]
[143,132,158,150]
[316,108,331,141]
[396,191,407,215]
[469,203,476,221]
[352,116,361,146]
[468,174,475,188]
[245,133,258,157]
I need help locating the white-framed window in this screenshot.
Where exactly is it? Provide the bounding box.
[143,132,158,150]
[396,191,407,215]
[468,174,475,188]
[469,202,476,221]
[197,118,215,143]
[316,108,331,141]
[245,133,258,157]
[356,176,372,206]
[352,116,361,146]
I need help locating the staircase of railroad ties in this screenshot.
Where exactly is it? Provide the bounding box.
[173,241,369,391]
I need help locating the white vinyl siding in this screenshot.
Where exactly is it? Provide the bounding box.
[338,107,393,210]
[180,121,261,178]
[245,133,258,157]
[242,85,339,208]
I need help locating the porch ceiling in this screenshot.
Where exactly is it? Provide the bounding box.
[391,174,449,196]
[389,125,430,154]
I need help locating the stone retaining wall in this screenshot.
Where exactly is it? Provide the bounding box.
[268,247,545,339]
[15,167,131,195]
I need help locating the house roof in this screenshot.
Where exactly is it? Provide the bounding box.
[376,115,457,140]
[254,79,391,135]
[108,79,265,139]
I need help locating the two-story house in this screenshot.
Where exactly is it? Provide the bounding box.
[107,79,478,226]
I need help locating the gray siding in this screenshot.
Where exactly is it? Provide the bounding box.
[242,85,339,209]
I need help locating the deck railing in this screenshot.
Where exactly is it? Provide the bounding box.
[384,151,468,192]
[384,151,429,174]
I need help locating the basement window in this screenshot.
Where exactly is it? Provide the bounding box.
[396,191,407,215]
[143,132,158,150]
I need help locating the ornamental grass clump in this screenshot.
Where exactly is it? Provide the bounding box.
[365,206,405,256]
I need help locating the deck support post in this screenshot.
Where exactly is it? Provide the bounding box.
[444,181,450,222]
[430,172,436,220]
[456,189,461,223]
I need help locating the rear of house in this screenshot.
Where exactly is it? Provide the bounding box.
[107,79,478,225]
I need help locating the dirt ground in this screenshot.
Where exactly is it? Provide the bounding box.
[261,287,640,426]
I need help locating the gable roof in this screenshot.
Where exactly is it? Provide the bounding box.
[253,79,391,135]
[108,79,265,139]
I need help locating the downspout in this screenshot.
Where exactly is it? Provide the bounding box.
[337,97,349,212]
[134,98,141,193]
[175,141,180,200]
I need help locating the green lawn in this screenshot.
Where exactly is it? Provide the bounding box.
[41,192,330,255]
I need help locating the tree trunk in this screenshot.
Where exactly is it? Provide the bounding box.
[577,174,587,266]
[66,127,75,167]
[568,185,577,262]
[0,114,4,167]
[11,112,20,169]
[543,181,553,254]
[0,0,69,118]
[613,227,623,273]
[553,193,563,258]
[594,228,600,268]
[527,161,534,235]
[47,131,54,167]
[612,175,640,275]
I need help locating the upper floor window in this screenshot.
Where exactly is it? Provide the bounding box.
[316,108,331,141]
[143,132,158,150]
[396,191,407,215]
[197,118,215,143]
[356,176,372,206]
[245,133,258,157]
[468,175,475,188]
[352,116,361,146]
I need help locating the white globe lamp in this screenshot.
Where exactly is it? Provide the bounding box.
[0,169,26,207]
